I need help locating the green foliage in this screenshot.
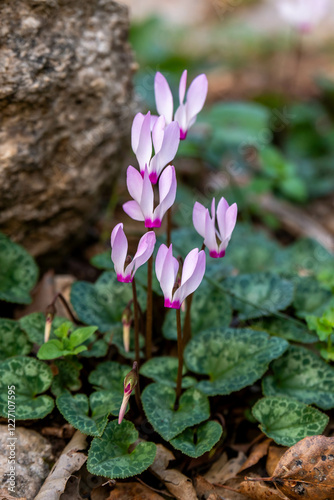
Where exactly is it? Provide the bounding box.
[108,326,145,359]
[292,277,333,318]
[170,421,223,458]
[88,361,130,393]
[0,319,32,360]
[80,335,109,358]
[56,391,113,437]
[262,345,334,410]
[87,420,156,479]
[0,232,39,304]
[70,272,144,332]
[0,356,54,420]
[37,323,97,359]
[163,285,232,340]
[223,272,294,320]
[90,251,113,270]
[306,307,334,342]
[252,396,329,447]
[51,358,82,397]
[140,357,196,389]
[283,238,334,276]
[250,316,317,343]
[19,313,72,346]
[184,328,288,396]
[142,384,210,441]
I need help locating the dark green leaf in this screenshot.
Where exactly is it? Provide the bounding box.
[170,421,223,458]
[19,313,71,346]
[0,319,32,359]
[250,316,317,343]
[140,357,196,389]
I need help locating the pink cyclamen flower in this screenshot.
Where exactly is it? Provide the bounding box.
[193,198,237,258]
[154,70,208,140]
[123,164,177,229]
[155,244,206,309]
[276,0,330,33]
[111,223,156,283]
[131,111,180,184]
[118,362,138,425]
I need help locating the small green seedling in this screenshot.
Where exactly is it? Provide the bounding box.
[306,307,334,361]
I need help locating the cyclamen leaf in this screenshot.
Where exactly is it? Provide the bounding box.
[252,397,329,447]
[251,316,317,343]
[87,420,156,479]
[184,328,288,396]
[51,358,82,397]
[88,361,131,394]
[19,313,72,346]
[56,391,111,437]
[0,232,38,304]
[140,357,196,389]
[0,319,32,360]
[170,421,223,458]
[262,345,334,410]
[0,356,54,420]
[141,383,210,441]
[292,277,333,318]
[223,272,294,320]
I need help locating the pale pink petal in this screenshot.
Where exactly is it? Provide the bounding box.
[126,165,143,203]
[156,244,178,302]
[140,168,154,221]
[216,197,229,240]
[110,222,123,247]
[150,122,180,179]
[225,203,238,240]
[185,74,208,123]
[204,210,218,255]
[152,115,165,154]
[118,393,130,424]
[154,165,177,223]
[135,112,152,172]
[173,250,206,306]
[123,200,144,222]
[174,103,188,136]
[180,248,200,284]
[111,224,128,276]
[192,202,207,238]
[131,113,145,153]
[129,231,156,275]
[155,243,169,282]
[154,72,174,124]
[179,70,187,104]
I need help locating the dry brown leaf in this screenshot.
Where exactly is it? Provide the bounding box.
[41,423,75,439]
[271,435,334,500]
[0,489,26,500]
[239,439,272,473]
[150,444,197,500]
[194,476,221,500]
[239,480,288,499]
[102,482,164,499]
[35,430,87,500]
[204,451,246,484]
[266,446,288,477]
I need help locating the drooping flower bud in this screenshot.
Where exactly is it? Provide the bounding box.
[118,362,138,425]
[122,304,133,353]
[44,303,56,343]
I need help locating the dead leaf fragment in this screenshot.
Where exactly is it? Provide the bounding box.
[150,444,197,500]
[272,435,334,500]
[205,451,246,484]
[103,482,164,499]
[266,446,288,477]
[35,430,87,500]
[0,489,26,500]
[239,480,288,499]
[194,476,221,500]
[239,439,272,473]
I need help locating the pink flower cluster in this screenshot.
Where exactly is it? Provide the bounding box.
[110,70,238,307]
[276,0,330,33]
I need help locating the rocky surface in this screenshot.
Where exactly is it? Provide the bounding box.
[0,0,136,256]
[0,425,53,499]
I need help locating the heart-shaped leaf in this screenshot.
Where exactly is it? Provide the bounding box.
[163,285,232,341]
[51,358,82,397]
[292,277,332,318]
[142,383,210,441]
[19,313,71,345]
[252,397,329,447]
[184,328,288,396]
[0,232,39,304]
[88,361,131,394]
[284,238,334,276]
[262,345,334,410]
[170,420,223,458]
[140,357,196,389]
[87,420,156,478]
[80,335,109,358]
[250,316,317,343]
[0,319,32,360]
[0,356,54,420]
[223,273,294,320]
[70,272,145,332]
[90,251,114,270]
[56,391,113,436]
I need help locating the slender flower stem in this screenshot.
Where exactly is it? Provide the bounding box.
[182,293,193,348]
[132,278,141,374]
[167,208,171,247]
[146,254,153,359]
[175,308,183,409]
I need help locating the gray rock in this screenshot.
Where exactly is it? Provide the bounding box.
[0,0,135,256]
[0,425,53,499]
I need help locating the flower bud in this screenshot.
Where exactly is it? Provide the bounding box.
[44,303,56,343]
[118,362,138,424]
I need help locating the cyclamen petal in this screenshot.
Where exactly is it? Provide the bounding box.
[179,69,187,104]
[126,165,143,203]
[111,224,155,283]
[150,122,180,180]
[154,72,174,124]
[192,202,207,238]
[156,244,179,304]
[131,113,145,153]
[122,200,145,222]
[153,165,177,224]
[185,74,208,123]
[173,250,206,306]
[135,112,152,173]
